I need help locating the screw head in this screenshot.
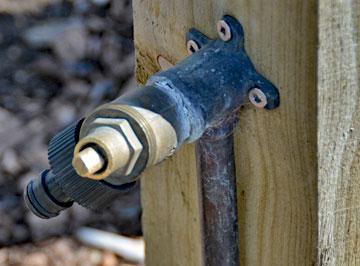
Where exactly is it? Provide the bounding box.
[157,55,174,71]
[186,40,200,55]
[248,88,268,108]
[217,20,232,41]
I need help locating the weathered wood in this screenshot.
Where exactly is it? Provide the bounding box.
[133,1,317,265]
[139,146,203,266]
[318,1,360,265]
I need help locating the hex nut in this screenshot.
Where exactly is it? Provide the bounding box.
[89,118,143,176]
[77,104,178,181]
[74,126,132,180]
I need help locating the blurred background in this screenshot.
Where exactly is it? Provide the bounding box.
[0,0,143,265]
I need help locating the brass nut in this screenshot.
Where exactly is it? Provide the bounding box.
[77,104,178,181]
[128,106,177,166]
[90,118,143,176]
[73,126,131,180]
[73,118,143,180]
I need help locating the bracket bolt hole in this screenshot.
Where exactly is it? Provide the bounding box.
[187,40,200,55]
[217,20,232,41]
[248,88,268,108]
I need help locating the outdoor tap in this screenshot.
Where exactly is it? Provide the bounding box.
[24,15,280,219]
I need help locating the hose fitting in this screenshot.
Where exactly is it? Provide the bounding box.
[24,15,280,219]
[74,106,177,181]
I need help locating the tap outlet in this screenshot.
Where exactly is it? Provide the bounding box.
[24,15,280,219]
[74,106,177,181]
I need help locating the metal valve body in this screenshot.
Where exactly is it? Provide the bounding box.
[24,16,280,218]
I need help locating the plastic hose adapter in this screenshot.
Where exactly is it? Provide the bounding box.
[24,120,137,219]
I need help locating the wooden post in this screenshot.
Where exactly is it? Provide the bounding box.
[318,1,360,265]
[133,1,317,265]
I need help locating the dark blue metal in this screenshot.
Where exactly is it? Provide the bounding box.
[185,16,279,266]
[156,15,279,120]
[115,15,280,147]
[138,15,280,144]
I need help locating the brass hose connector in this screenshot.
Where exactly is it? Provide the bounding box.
[73,124,133,180]
[73,105,178,181]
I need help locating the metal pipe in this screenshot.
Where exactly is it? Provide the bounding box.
[196,117,239,266]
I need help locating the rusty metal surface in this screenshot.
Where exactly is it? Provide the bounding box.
[196,118,239,266]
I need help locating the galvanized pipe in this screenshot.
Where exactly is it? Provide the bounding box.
[196,118,240,266]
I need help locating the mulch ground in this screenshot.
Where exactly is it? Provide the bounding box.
[0,0,141,264]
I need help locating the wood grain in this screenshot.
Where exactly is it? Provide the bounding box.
[318,1,360,265]
[133,1,318,265]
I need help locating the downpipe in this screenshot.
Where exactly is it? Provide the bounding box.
[196,114,240,266]
[24,15,280,265]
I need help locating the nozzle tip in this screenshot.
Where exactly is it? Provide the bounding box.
[73,147,105,177]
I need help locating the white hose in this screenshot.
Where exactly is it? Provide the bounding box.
[75,227,145,263]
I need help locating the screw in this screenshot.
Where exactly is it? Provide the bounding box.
[73,147,105,177]
[217,20,232,41]
[157,55,174,71]
[248,88,268,108]
[186,40,200,55]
